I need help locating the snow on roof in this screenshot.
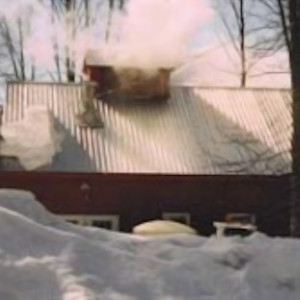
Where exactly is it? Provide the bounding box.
[0,188,300,299]
[3,82,291,174]
[0,105,63,170]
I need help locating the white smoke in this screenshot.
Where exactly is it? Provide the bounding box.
[98,0,213,69]
[0,0,213,80]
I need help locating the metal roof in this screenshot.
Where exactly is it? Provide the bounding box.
[3,82,292,174]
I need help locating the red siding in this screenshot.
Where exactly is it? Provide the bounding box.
[0,172,290,236]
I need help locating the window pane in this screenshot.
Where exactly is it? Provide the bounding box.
[67,220,80,225]
[91,220,113,229]
[163,213,191,225]
[170,216,188,224]
[224,228,254,237]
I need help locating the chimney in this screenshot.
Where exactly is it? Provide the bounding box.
[76,82,104,128]
[83,49,173,102]
[114,67,172,101]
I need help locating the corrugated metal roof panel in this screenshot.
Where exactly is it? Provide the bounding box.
[3,82,292,174]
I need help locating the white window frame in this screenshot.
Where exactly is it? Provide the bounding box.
[225,213,256,225]
[61,215,119,231]
[162,212,191,225]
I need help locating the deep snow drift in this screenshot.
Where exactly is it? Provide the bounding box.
[0,189,300,300]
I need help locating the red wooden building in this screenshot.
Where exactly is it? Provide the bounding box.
[0,78,292,236]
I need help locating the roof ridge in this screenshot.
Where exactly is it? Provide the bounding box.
[7,81,291,91]
[172,85,291,92]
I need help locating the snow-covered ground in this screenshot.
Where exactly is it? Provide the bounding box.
[0,189,299,300]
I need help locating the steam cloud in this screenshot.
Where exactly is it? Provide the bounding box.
[96,0,213,69]
[0,0,213,80]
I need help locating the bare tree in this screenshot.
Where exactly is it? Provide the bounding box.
[0,0,128,83]
[51,0,88,82]
[249,0,290,55]
[214,0,253,87]
[215,0,291,87]
[0,16,35,81]
[257,0,300,237]
[218,0,300,236]
[105,0,126,42]
[51,0,126,82]
[51,0,63,82]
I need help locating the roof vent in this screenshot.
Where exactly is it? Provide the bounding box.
[77,82,104,128]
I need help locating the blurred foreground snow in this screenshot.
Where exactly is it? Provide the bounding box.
[0,189,299,300]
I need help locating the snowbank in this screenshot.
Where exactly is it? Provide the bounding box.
[0,189,300,300]
[0,106,63,170]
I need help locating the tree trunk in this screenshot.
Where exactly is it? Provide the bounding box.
[277,0,291,53]
[240,0,246,87]
[17,18,26,81]
[1,20,20,79]
[106,0,114,42]
[65,0,75,82]
[51,0,62,82]
[289,0,300,236]
[84,0,90,26]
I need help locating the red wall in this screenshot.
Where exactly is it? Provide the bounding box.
[84,66,120,95]
[0,172,291,236]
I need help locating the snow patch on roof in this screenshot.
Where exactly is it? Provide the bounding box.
[0,105,64,170]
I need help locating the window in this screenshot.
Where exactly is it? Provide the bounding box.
[85,215,119,231]
[162,212,191,225]
[225,213,256,225]
[90,220,113,229]
[223,227,254,237]
[61,215,119,231]
[63,215,85,226]
[213,221,257,238]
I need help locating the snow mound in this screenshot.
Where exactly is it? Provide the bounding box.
[0,189,300,300]
[132,220,197,236]
[0,189,58,225]
[0,105,63,170]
